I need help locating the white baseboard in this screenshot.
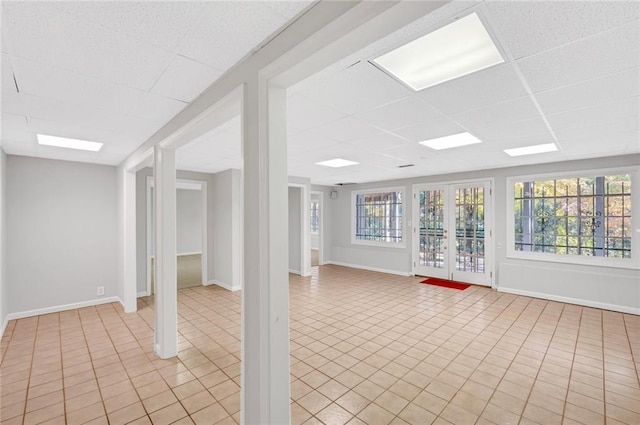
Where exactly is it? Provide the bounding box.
[289,268,301,275]
[6,296,122,321]
[137,291,150,297]
[205,279,241,292]
[326,261,412,277]
[1,316,8,339]
[498,287,640,315]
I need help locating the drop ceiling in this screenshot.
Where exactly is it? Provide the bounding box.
[0,1,311,164]
[2,1,639,186]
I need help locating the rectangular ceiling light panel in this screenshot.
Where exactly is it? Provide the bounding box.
[37,134,103,152]
[315,158,359,168]
[420,132,482,150]
[374,13,504,91]
[504,143,558,157]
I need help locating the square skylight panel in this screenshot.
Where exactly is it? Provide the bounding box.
[315,158,359,168]
[37,134,103,152]
[373,13,504,91]
[420,132,481,150]
[504,143,558,157]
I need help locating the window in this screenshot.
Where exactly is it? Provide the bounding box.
[310,199,319,234]
[511,173,633,263]
[352,188,404,246]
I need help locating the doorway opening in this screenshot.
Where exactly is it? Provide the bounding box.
[146,177,208,295]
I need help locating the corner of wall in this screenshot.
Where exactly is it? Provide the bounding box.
[0,149,6,337]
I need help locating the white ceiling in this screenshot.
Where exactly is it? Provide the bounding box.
[0,1,311,164]
[2,1,639,186]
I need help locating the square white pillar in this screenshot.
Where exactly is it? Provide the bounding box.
[241,77,291,424]
[153,145,178,359]
[120,166,137,313]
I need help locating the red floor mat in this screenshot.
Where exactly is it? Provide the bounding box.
[420,277,471,290]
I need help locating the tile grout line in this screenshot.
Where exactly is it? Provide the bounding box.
[515,302,567,425]
[558,305,584,423]
[19,316,40,425]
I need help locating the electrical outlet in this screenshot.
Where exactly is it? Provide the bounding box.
[97,286,105,296]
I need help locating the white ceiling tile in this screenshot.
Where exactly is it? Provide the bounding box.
[127,93,188,128]
[1,53,24,115]
[354,96,446,132]
[554,116,639,147]
[297,61,413,115]
[451,96,542,130]
[471,116,552,141]
[265,1,314,20]
[3,2,173,90]
[31,144,102,164]
[1,113,33,146]
[535,68,640,116]
[516,21,639,93]
[379,142,438,162]
[118,117,163,146]
[418,63,529,114]
[546,96,639,132]
[151,56,223,103]
[11,56,142,116]
[287,93,346,134]
[178,2,288,71]
[311,116,382,143]
[54,2,204,51]
[288,131,342,152]
[23,94,128,133]
[486,1,640,60]
[481,130,557,150]
[560,131,638,157]
[389,118,466,143]
[345,132,412,152]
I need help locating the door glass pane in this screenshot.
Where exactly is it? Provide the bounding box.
[419,190,445,268]
[455,187,485,273]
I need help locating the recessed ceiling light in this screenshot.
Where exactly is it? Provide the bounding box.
[373,13,504,91]
[37,134,103,152]
[504,143,558,157]
[419,132,482,150]
[315,158,359,168]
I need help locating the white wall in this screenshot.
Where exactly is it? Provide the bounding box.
[289,187,302,273]
[176,188,203,255]
[326,154,640,313]
[6,155,119,315]
[210,168,242,290]
[0,149,7,334]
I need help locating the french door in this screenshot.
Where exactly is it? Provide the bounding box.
[413,181,492,286]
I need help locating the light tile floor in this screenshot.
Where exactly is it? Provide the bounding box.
[1,265,639,425]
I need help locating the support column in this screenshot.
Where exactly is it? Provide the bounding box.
[154,145,178,359]
[241,76,290,424]
[121,166,137,313]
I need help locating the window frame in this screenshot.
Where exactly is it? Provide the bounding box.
[506,167,639,269]
[351,186,406,248]
[310,199,319,234]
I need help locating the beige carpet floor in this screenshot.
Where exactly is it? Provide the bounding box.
[151,254,202,292]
